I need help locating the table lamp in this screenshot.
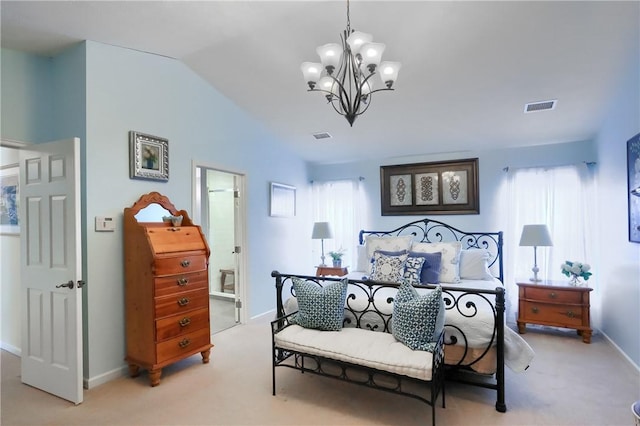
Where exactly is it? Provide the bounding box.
[519,224,553,282]
[311,222,333,266]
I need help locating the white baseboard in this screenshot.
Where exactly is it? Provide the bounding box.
[1,341,21,356]
[83,365,128,389]
[599,329,640,373]
[250,309,275,323]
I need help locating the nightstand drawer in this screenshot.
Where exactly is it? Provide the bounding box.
[521,301,584,327]
[523,287,583,304]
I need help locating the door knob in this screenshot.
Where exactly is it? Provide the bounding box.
[56,280,75,289]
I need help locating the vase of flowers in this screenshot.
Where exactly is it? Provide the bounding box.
[329,248,345,268]
[561,260,592,286]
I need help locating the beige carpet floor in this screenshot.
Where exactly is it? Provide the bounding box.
[1,318,639,426]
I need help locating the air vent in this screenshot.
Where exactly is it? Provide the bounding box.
[524,100,557,113]
[312,132,332,140]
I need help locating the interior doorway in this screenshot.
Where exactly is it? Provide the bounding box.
[194,165,245,334]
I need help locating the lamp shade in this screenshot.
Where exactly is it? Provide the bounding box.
[311,222,333,239]
[519,224,553,247]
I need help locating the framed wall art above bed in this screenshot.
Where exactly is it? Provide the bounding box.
[380,158,479,216]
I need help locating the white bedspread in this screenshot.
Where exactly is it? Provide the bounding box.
[282,277,534,373]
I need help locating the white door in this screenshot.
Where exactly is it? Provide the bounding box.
[20,138,83,404]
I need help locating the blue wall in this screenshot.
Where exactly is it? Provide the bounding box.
[1,43,312,386]
[594,45,640,367]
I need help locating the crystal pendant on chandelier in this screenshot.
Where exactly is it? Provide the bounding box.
[300,0,401,126]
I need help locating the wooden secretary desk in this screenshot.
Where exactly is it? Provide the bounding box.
[124,192,213,386]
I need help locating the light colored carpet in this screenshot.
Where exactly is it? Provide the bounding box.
[1,319,639,425]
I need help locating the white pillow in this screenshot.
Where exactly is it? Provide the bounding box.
[364,235,413,275]
[410,241,462,283]
[369,251,408,283]
[356,245,369,272]
[459,249,493,280]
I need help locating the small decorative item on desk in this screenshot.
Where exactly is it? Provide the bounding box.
[561,260,592,286]
[328,248,345,268]
[163,215,183,227]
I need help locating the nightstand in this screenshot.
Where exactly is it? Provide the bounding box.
[516,281,592,343]
[316,266,349,277]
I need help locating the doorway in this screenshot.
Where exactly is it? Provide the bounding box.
[194,165,245,334]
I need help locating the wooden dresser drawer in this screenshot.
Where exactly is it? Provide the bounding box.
[155,289,209,318]
[154,254,207,276]
[154,270,208,297]
[521,301,584,327]
[523,287,583,304]
[157,327,211,363]
[146,226,207,254]
[156,308,210,341]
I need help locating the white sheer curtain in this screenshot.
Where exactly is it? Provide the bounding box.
[311,179,364,269]
[502,163,596,319]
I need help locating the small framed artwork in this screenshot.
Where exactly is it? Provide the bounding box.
[627,133,640,243]
[0,163,20,234]
[129,131,169,181]
[381,158,479,215]
[270,182,296,217]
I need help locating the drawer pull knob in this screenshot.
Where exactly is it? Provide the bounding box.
[549,292,557,299]
[178,297,190,306]
[181,260,191,268]
[177,278,189,286]
[178,338,191,348]
[566,311,576,318]
[179,317,191,327]
[531,307,539,314]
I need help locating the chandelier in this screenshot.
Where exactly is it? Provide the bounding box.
[300,0,401,126]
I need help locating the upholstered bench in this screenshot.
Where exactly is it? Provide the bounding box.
[270,275,446,425]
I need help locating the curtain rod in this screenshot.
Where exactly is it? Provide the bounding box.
[310,176,365,183]
[503,161,596,173]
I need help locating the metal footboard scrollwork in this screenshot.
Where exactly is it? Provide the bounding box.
[272,271,507,415]
[271,272,446,425]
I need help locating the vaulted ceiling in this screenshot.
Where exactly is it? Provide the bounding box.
[2,1,638,164]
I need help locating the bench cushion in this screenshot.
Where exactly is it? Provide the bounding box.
[274,325,434,381]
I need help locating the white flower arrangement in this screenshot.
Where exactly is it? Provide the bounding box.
[561,260,592,281]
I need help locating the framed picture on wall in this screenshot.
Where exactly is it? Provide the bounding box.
[0,163,20,235]
[129,131,169,181]
[627,133,640,243]
[270,182,296,217]
[380,158,479,215]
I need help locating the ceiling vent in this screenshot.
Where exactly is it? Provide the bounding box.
[312,132,332,140]
[524,100,557,113]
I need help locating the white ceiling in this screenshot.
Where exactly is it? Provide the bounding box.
[2,1,638,164]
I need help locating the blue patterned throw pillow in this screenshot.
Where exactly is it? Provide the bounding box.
[370,251,408,283]
[290,277,348,331]
[392,282,443,352]
[409,251,442,284]
[403,256,426,286]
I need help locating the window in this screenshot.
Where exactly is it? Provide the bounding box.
[501,164,596,314]
[311,179,364,269]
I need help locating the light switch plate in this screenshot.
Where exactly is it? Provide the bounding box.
[95,216,115,232]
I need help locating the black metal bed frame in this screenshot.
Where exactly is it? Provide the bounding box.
[271,273,446,425]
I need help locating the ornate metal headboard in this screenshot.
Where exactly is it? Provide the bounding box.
[358,218,504,283]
